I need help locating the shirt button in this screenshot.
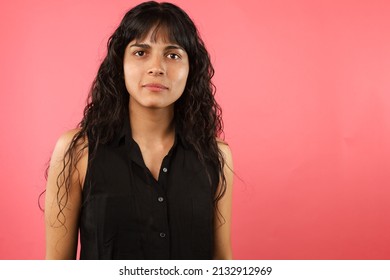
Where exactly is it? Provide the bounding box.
[162,167,168,173]
[160,232,166,238]
[158,197,164,202]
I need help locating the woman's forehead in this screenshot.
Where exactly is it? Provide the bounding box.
[136,24,179,45]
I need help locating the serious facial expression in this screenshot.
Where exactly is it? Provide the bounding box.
[123,28,190,111]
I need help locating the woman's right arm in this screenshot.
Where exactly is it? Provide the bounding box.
[44,129,87,259]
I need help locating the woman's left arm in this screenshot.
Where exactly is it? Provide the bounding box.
[213,141,234,259]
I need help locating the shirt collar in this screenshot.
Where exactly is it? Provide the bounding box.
[112,112,189,150]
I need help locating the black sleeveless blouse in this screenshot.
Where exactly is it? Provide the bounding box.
[79,118,218,259]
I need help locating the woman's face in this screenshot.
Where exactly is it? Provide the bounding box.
[123,28,189,111]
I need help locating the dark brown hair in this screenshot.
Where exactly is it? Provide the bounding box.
[45,1,226,226]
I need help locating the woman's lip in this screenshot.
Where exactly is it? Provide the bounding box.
[143,83,169,91]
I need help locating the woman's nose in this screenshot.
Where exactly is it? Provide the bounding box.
[147,55,165,76]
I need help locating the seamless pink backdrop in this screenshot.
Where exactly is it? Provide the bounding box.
[0,0,389,259]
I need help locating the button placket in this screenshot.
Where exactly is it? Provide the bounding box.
[154,156,170,247]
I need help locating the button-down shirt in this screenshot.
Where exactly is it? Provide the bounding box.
[80,116,218,259]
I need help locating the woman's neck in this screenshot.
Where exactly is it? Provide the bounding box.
[129,103,175,145]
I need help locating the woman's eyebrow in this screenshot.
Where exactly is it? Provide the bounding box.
[165,45,185,52]
[129,43,151,49]
[129,43,185,51]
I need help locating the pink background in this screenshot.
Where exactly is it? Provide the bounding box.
[1,0,389,259]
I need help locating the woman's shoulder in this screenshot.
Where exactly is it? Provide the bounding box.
[54,127,80,145]
[54,128,88,150]
[51,128,88,160]
[216,137,228,146]
[51,128,89,186]
[216,137,232,163]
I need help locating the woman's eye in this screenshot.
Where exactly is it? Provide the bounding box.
[134,51,145,57]
[167,53,180,60]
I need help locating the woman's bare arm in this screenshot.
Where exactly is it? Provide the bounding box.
[44,129,87,259]
[213,141,234,259]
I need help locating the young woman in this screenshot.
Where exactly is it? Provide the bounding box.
[45,1,233,260]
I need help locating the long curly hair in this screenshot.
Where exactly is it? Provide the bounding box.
[51,1,226,226]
